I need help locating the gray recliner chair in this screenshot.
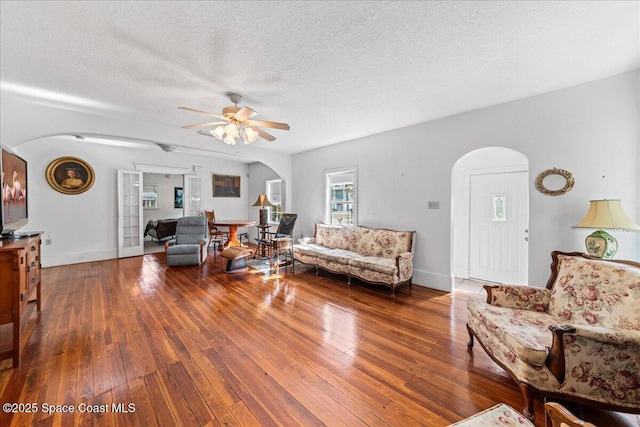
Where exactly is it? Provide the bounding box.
[164,216,208,266]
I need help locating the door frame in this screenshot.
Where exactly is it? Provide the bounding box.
[450,147,529,288]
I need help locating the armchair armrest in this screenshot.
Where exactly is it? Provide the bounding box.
[548,324,640,394]
[396,252,414,281]
[485,284,551,312]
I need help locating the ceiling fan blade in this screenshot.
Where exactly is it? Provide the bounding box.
[246,119,290,130]
[234,106,257,122]
[256,128,276,142]
[182,121,228,129]
[178,106,228,121]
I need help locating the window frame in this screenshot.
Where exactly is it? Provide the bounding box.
[265,178,283,224]
[324,166,357,226]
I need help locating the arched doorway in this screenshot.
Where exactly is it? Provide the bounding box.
[451,147,529,289]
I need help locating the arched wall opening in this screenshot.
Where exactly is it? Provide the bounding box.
[451,147,529,289]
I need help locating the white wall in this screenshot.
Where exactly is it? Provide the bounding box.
[15,137,250,267]
[292,71,639,291]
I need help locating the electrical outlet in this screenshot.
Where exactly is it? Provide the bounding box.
[45,238,52,245]
[428,201,440,209]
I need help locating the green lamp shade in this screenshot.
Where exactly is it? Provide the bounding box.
[584,230,618,259]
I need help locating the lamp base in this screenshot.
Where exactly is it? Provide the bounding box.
[585,229,618,259]
[259,209,268,226]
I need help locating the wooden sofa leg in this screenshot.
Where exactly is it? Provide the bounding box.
[518,382,537,421]
[466,324,474,349]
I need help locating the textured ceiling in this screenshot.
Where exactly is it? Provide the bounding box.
[1,1,639,155]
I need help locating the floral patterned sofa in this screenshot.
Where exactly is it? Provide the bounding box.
[293,223,415,298]
[466,251,640,422]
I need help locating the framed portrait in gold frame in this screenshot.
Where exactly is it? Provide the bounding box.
[46,157,95,195]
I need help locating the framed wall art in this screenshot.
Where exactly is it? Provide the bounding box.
[174,187,184,208]
[45,156,95,195]
[213,174,240,197]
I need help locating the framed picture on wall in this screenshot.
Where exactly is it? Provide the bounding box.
[174,187,183,208]
[45,156,95,195]
[213,174,240,197]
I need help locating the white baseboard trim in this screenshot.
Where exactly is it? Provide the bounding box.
[411,268,453,292]
[42,249,118,268]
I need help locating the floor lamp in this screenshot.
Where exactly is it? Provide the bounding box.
[573,199,640,259]
[252,193,273,226]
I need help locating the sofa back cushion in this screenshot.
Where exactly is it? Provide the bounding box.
[314,224,414,258]
[548,255,640,330]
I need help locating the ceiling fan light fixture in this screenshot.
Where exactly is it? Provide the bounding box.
[211,126,225,140]
[226,123,239,137]
[181,92,289,146]
[243,127,259,144]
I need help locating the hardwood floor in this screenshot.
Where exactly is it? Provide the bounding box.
[0,249,637,426]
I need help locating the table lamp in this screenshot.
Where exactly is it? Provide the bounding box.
[252,193,273,226]
[572,199,640,259]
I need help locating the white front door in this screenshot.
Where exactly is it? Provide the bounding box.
[469,172,529,284]
[117,170,144,258]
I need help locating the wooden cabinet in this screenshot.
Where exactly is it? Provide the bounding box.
[0,233,42,368]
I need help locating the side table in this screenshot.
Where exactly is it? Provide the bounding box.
[255,224,271,258]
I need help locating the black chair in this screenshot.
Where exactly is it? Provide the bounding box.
[254,213,297,259]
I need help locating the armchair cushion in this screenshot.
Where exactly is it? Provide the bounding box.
[166,244,202,256]
[467,299,558,366]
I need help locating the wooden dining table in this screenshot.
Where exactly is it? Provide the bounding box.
[213,220,256,248]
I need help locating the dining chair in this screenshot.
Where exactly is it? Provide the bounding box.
[205,210,228,251]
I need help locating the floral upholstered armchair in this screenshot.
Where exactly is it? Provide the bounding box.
[466,251,640,422]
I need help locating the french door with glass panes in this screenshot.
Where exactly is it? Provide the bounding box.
[117,170,144,258]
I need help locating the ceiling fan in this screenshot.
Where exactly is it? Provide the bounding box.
[179,93,290,145]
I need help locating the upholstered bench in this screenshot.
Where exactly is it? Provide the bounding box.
[221,246,253,272]
[449,403,533,426]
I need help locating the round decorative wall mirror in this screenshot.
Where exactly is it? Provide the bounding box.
[535,168,575,196]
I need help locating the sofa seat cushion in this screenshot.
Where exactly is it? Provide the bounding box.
[349,256,397,276]
[292,243,332,258]
[548,255,640,330]
[315,248,362,265]
[468,299,558,366]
